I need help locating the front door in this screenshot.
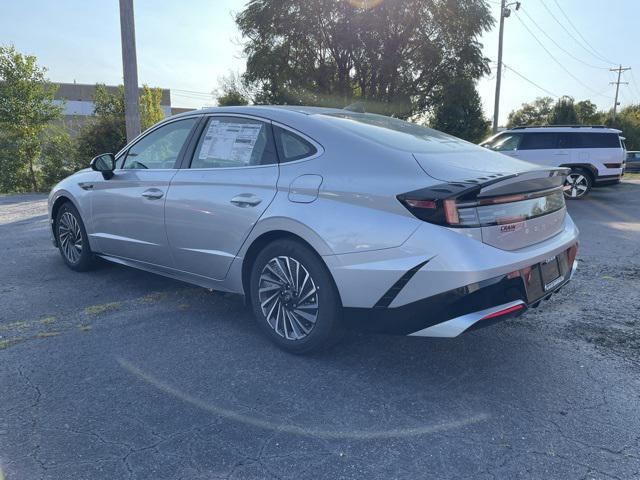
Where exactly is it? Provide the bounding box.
[89,117,199,266]
[165,115,279,280]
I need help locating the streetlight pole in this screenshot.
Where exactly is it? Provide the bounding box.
[119,0,141,142]
[492,1,520,134]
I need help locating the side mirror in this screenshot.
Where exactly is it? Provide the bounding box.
[90,153,116,179]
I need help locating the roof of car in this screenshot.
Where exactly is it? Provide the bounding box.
[169,105,348,121]
[507,125,621,134]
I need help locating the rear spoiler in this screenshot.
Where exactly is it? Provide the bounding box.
[399,168,568,203]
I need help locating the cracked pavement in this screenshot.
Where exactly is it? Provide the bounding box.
[1,180,639,480]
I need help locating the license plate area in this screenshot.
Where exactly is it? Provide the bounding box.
[523,249,570,303]
[541,256,561,290]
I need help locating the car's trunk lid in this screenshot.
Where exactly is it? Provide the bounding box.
[412,151,569,251]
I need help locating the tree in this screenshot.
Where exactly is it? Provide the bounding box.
[548,96,578,125]
[506,97,554,128]
[236,0,493,118]
[75,83,164,164]
[39,126,81,190]
[429,77,490,143]
[216,72,250,106]
[574,100,602,125]
[610,104,640,150]
[140,85,164,130]
[75,85,126,163]
[0,45,61,191]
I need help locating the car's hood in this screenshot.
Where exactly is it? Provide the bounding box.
[413,149,541,182]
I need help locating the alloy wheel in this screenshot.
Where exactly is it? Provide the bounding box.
[564,173,589,198]
[58,211,83,264]
[258,256,319,340]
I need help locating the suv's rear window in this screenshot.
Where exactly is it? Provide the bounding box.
[575,133,620,148]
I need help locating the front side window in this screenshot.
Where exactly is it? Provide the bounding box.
[519,133,558,150]
[491,133,523,151]
[122,118,197,169]
[191,117,277,168]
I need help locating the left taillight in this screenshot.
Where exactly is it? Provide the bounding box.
[397,196,479,227]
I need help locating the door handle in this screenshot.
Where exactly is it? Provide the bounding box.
[230,194,262,207]
[142,189,164,200]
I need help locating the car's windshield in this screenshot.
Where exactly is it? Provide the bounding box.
[320,112,478,153]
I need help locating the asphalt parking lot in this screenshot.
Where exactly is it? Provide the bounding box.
[1,179,639,480]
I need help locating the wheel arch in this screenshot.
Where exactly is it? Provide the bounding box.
[559,163,597,183]
[50,194,80,246]
[240,228,342,307]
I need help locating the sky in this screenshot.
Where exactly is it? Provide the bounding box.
[2,0,639,125]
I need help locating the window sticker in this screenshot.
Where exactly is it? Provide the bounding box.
[199,120,263,165]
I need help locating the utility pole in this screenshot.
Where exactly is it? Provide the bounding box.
[609,65,630,122]
[492,1,520,134]
[119,0,141,142]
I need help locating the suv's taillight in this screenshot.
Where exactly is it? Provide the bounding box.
[398,187,565,228]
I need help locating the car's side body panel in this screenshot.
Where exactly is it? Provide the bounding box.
[88,169,178,266]
[165,163,280,280]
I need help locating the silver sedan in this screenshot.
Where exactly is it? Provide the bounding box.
[49,106,579,353]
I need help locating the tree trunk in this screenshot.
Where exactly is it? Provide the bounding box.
[28,155,38,192]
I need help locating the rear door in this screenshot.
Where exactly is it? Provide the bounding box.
[164,115,279,280]
[516,132,561,167]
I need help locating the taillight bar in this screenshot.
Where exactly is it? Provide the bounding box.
[398,186,566,228]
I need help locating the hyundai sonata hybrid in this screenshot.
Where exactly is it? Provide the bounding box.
[49,106,579,353]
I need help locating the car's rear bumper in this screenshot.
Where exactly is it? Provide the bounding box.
[343,250,578,337]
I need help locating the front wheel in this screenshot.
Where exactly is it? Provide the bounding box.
[55,202,96,271]
[564,168,592,199]
[249,239,342,354]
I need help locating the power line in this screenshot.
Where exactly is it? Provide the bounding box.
[514,12,612,99]
[538,0,614,67]
[628,70,640,100]
[502,63,558,97]
[550,0,618,66]
[520,8,608,70]
[172,88,216,96]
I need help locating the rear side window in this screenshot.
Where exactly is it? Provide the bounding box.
[274,126,317,162]
[578,133,620,148]
[190,117,277,169]
[519,133,558,150]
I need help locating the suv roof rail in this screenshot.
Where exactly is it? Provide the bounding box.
[511,125,609,129]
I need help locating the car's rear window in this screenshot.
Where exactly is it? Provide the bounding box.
[320,112,476,153]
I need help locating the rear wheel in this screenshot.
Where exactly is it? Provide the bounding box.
[249,239,342,354]
[564,168,592,199]
[55,202,95,271]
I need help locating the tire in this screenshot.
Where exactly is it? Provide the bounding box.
[55,202,96,271]
[564,168,592,199]
[249,239,342,354]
